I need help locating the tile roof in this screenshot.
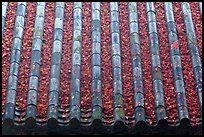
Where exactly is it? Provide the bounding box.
[2,2,202,135]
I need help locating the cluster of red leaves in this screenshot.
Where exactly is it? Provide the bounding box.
[2,2,17,114]
[189,2,202,62]
[59,3,73,113]
[119,2,135,124]
[173,2,201,126]
[101,2,114,124]
[81,2,92,112]
[16,3,35,114]
[155,2,178,125]
[137,2,156,125]
[37,3,55,119]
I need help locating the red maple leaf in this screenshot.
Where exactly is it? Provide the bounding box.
[172,42,179,49]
